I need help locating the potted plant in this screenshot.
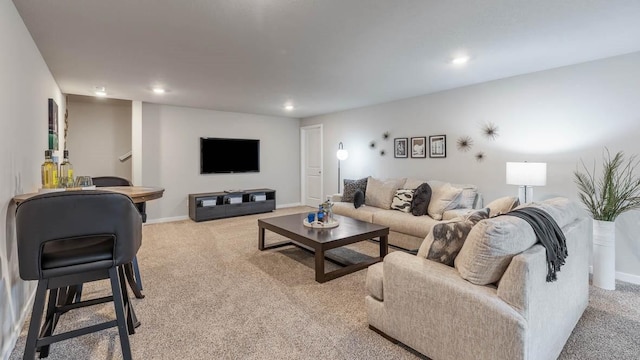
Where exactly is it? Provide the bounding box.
[574,149,640,290]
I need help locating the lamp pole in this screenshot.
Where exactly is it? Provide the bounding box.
[336,142,348,193]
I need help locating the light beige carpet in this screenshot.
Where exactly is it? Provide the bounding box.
[9,206,640,359]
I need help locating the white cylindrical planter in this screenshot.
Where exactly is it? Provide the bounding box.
[592,220,616,290]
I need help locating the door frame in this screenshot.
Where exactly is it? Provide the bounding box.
[300,124,323,207]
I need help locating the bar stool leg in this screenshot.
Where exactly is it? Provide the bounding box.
[24,280,48,360]
[37,287,60,357]
[109,267,133,360]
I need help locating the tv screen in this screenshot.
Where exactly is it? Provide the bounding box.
[200,137,260,174]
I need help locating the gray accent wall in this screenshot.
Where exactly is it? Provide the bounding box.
[141,104,301,221]
[302,51,640,279]
[1,2,64,358]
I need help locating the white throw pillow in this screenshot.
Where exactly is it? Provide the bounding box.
[390,189,414,212]
[427,183,463,220]
[365,177,406,209]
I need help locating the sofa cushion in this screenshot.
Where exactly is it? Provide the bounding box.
[365,177,406,209]
[514,197,581,228]
[486,196,520,217]
[411,183,432,216]
[455,197,581,286]
[366,262,384,301]
[354,190,365,209]
[455,214,537,285]
[391,189,414,212]
[372,209,438,239]
[417,208,490,266]
[342,178,368,202]
[427,183,463,220]
[403,178,426,190]
[332,202,385,223]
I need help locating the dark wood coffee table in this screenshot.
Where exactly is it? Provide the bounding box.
[258,213,389,283]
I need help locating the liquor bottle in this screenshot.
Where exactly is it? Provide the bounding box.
[40,150,57,189]
[59,150,74,187]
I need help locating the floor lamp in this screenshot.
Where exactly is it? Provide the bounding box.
[506,162,547,203]
[336,142,349,193]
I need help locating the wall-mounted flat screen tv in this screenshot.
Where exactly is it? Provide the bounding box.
[200,137,260,174]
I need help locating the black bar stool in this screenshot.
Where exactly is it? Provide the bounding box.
[16,191,142,359]
[92,176,146,298]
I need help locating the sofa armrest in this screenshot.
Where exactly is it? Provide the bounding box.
[330,193,343,202]
[496,217,590,359]
[378,251,526,360]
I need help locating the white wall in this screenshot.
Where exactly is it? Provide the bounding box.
[0,2,65,358]
[66,95,132,180]
[141,104,301,221]
[302,51,640,280]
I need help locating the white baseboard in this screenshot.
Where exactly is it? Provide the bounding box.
[146,204,304,224]
[2,288,36,360]
[145,215,189,224]
[276,202,302,209]
[588,266,640,285]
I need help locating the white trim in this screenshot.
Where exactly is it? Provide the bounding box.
[131,101,143,186]
[146,206,307,224]
[588,266,640,285]
[277,202,303,209]
[616,271,640,285]
[2,287,36,360]
[145,215,189,224]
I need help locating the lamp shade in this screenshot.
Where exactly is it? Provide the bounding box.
[506,162,547,186]
[336,142,348,160]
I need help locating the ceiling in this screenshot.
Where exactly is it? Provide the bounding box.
[13,0,640,118]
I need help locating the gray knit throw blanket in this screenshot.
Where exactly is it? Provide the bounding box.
[505,207,568,282]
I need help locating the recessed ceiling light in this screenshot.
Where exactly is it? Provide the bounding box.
[94,86,107,97]
[451,56,470,65]
[152,87,166,94]
[284,104,294,111]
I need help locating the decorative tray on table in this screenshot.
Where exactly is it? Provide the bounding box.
[303,218,340,229]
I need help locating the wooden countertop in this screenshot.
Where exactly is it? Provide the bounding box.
[13,186,165,205]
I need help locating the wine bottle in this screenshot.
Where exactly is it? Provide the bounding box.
[59,150,74,187]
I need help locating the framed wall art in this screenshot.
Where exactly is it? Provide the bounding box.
[410,137,426,158]
[429,135,446,158]
[48,98,59,150]
[394,138,408,158]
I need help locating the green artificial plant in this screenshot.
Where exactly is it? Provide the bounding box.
[574,149,640,221]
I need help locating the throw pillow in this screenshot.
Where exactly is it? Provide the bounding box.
[354,190,365,209]
[427,183,463,220]
[390,189,414,212]
[454,214,537,285]
[417,208,490,266]
[411,183,432,216]
[342,178,368,202]
[486,196,520,217]
[365,177,406,209]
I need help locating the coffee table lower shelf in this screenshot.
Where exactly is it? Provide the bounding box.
[258,214,389,283]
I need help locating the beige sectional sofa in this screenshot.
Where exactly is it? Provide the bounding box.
[331,177,481,251]
[365,198,589,360]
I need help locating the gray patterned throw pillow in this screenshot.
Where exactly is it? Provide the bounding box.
[418,208,490,266]
[391,189,414,212]
[342,178,368,202]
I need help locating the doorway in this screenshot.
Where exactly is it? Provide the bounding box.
[300,124,323,207]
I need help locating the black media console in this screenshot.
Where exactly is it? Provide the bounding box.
[188,188,276,222]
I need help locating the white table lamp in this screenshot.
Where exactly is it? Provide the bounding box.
[506,162,547,203]
[336,142,349,193]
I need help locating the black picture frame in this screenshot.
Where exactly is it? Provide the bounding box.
[48,99,58,150]
[429,135,447,158]
[410,137,426,158]
[394,138,408,158]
